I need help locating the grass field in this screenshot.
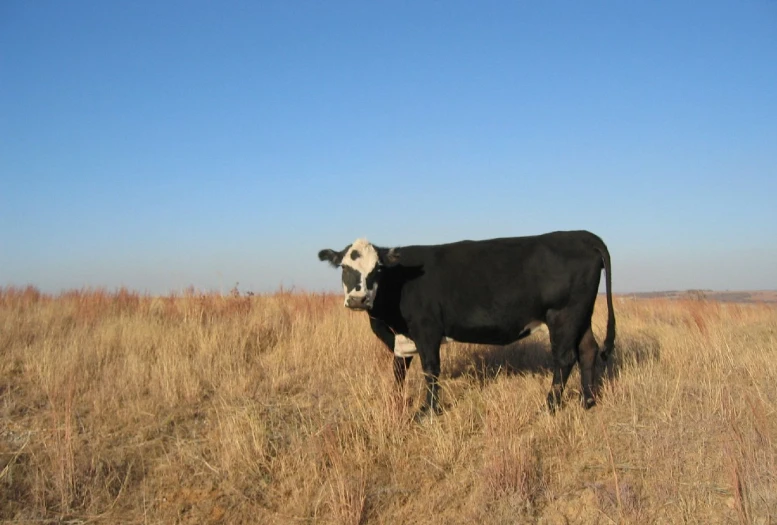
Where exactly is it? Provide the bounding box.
[1,286,776,524]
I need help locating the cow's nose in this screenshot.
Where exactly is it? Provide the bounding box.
[347,296,368,308]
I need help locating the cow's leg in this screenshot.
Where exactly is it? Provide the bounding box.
[578,326,599,409]
[546,311,578,413]
[413,334,443,418]
[369,317,395,351]
[393,355,413,385]
[369,317,410,388]
[548,353,576,413]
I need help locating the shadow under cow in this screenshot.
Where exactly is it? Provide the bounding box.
[443,329,660,393]
[600,329,661,381]
[446,338,554,385]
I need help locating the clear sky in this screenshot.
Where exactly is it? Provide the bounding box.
[1,1,776,294]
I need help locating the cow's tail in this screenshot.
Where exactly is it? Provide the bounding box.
[595,239,616,361]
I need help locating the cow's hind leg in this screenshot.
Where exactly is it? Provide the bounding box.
[578,326,599,409]
[547,309,595,412]
[546,313,578,412]
[547,352,576,413]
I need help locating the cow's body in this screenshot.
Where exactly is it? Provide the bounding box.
[319,230,615,415]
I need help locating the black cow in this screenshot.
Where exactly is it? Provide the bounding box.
[318,230,615,416]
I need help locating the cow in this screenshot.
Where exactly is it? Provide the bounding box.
[318,230,615,417]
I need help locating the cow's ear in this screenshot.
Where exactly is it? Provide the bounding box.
[379,247,401,267]
[318,248,344,268]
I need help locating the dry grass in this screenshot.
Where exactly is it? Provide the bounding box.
[1,286,776,524]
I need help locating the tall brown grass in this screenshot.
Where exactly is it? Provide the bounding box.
[1,286,775,523]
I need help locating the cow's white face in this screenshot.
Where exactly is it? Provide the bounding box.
[318,238,399,310]
[339,239,381,309]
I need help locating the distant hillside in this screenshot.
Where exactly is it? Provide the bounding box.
[621,289,777,303]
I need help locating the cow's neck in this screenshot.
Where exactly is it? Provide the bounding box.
[367,284,406,335]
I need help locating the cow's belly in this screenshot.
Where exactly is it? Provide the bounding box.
[393,321,544,357]
[448,317,545,345]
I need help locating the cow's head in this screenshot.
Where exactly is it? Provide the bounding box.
[318,238,400,310]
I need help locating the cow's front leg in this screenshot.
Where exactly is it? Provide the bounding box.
[414,336,443,419]
[420,367,442,417]
[368,318,417,398]
[393,355,413,385]
[369,317,402,383]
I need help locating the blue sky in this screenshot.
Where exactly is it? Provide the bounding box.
[1,1,776,294]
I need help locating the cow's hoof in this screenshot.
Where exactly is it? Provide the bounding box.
[546,394,561,414]
[413,404,443,423]
[413,410,431,424]
[583,396,596,410]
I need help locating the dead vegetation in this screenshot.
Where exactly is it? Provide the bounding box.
[1,286,776,523]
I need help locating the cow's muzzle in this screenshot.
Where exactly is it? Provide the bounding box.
[345,295,371,310]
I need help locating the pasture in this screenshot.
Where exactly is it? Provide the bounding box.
[1,287,775,523]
